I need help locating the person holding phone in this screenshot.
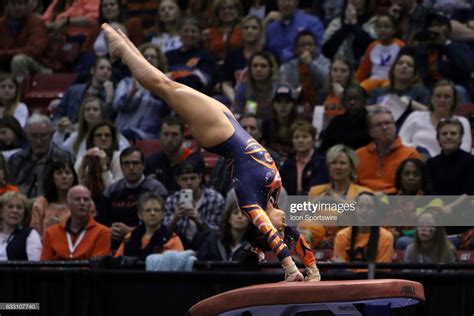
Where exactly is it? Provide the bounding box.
[102,23,320,281]
[164,161,225,249]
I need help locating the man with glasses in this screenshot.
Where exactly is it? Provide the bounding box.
[355,106,420,193]
[98,146,168,249]
[9,113,74,198]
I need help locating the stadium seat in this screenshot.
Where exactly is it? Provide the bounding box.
[23,73,77,114]
[135,139,161,158]
[391,250,405,263]
[457,250,474,263]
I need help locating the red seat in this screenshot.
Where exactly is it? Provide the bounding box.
[392,250,405,263]
[23,73,77,114]
[457,250,474,262]
[135,140,161,158]
[201,149,219,173]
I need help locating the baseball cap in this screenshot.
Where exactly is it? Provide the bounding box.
[273,85,295,101]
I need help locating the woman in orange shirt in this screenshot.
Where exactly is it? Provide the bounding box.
[203,0,243,63]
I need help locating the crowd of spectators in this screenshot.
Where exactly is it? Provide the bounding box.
[1,0,474,268]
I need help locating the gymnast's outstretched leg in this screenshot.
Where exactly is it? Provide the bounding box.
[102,23,233,148]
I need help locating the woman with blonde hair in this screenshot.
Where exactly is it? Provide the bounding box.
[0,191,42,261]
[309,144,370,198]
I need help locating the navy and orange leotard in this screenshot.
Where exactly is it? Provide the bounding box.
[206,113,315,266]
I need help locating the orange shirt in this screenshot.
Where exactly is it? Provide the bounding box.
[41,215,111,260]
[356,138,420,193]
[203,26,242,61]
[333,226,394,263]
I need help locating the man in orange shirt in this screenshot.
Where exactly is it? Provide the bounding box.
[41,185,111,260]
[356,107,420,193]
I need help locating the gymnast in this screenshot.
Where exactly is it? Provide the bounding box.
[102,23,320,282]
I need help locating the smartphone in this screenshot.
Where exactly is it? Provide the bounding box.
[179,189,193,208]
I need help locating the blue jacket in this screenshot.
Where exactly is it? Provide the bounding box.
[54,83,107,123]
[265,10,324,64]
[113,77,171,140]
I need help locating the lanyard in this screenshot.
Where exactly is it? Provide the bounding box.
[66,230,86,258]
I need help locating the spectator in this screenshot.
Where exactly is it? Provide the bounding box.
[203,0,243,63]
[9,114,74,198]
[0,116,28,161]
[145,116,204,194]
[309,145,371,198]
[41,185,111,260]
[75,121,124,202]
[150,0,182,53]
[399,80,471,157]
[320,84,371,154]
[0,0,50,79]
[186,0,215,29]
[114,192,184,259]
[404,208,456,264]
[54,96,106,157]
[221,15,264,105]
[42,0,99,38]
[92,0,144,54]
[113,43,171,141]
[322,0,377,67]
[232,51,279,120]
[426,118,474,195]
[356,106,420,193]
[356,14,404,94]
[166,16,219,93]
[54,96,129,159]
[53,56,114,124]
[280,120,329,195]
[386,158,433,250]
[281,30,330,111]
[318,56,355,120]
[264,0,324,64]
[0,75,29,127]
[368,50,430,129]
[121,0,160,36]
[0,153,19,195]
[196,191,252,261]
[0,191,42,261]
[308,145,371,249]
[410,12,474,102]
[388,0,429,42]
[99,147,168,249]
[30,160,78,237]
[333,192,394,263]
[261,85,298,162]
[164,160,225,249]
